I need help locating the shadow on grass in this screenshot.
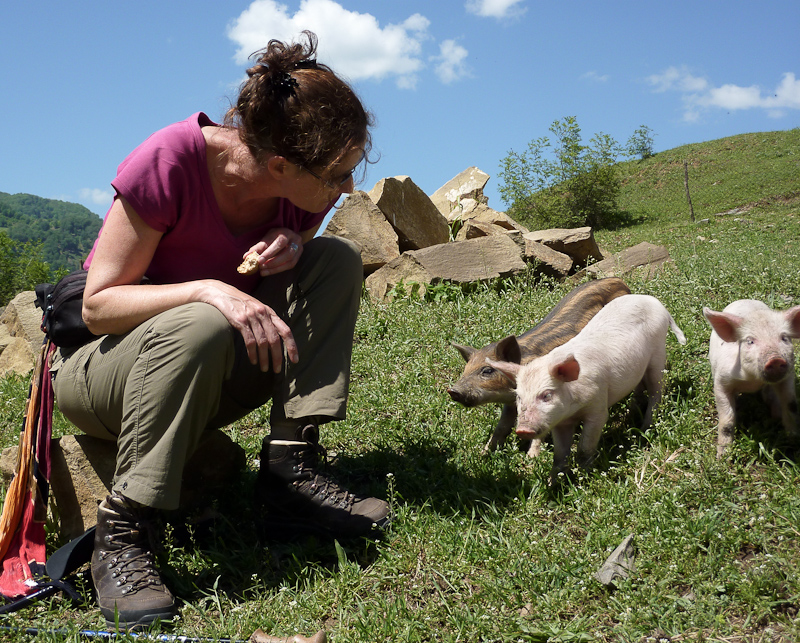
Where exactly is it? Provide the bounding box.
[730,394,800,463]
[593,208,647,232]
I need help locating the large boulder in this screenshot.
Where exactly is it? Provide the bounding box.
[453,202,529,240]
[369,176,450,252]
[0,290,43,377]
[365,234,526,301]
[523,227,603,268]
[430,167,490,217]
[522,241,573,280]
[324,191,400,274]
[1,430,247,540]
[578,242,673,280]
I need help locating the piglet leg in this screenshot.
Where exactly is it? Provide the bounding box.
[713,381,737,458]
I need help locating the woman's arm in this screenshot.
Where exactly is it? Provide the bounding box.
[82,197,298,372]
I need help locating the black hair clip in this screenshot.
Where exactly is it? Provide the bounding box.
[292,59,318,70]
[267,70,299,99]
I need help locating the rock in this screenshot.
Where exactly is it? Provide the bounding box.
[430,167,490,217]
[0,290,44,377]
[453,203,529,241]
[455,219,512,241]
[523,227,602,267]
[579,241,672,280]
[523,240,573,279]
[365,234,526,301]
[47,434,117,539]
[594,534,637,586]
[2,431,247,540]
[0,335,37,378]
[369,176,450,251]
[323,191,400,274]
[0,291,44,351]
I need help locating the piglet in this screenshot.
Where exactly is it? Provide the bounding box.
[448,277,630,457]
[488,294,686,483]
[702,300,800,457]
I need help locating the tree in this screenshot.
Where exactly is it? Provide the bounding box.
[626,125,656,160]
[498,116,622,230]
[0,231,54,307]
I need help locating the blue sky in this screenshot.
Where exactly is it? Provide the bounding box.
[1,0,798,219]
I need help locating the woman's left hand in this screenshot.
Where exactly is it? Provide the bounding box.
[245,228,304,276]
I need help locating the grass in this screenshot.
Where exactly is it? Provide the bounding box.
[1,128,800,642]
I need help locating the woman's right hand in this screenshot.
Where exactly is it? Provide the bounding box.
[199,280,298,373]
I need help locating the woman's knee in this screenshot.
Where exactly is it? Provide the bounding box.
[303,235,363,288]
[147,303,234,368]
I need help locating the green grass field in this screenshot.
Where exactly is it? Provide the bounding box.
[1,128,799,642]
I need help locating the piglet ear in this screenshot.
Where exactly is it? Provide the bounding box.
[550,355,580,382]
[451,342,476,362]
[485,358,519,384]
[496,335,522,364]
[783,305,800,338]
[702,307,742,343]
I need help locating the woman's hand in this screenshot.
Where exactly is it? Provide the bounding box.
[199,280,298,373]
[244,228,304,277]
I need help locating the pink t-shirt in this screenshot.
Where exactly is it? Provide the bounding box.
[84,113,330,293]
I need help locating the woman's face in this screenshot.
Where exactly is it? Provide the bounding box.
[287,147,364,213]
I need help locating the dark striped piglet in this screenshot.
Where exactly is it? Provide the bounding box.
[447,277,630,457]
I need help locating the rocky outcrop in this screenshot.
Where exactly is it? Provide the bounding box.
[577,241,673,280]
[324,190,400,274]
[365,234,527,301]
[368,176,450,251]
[0,291,44,378]
[430,167,490,218]
[1,431,246,540]
[312,167,675,301]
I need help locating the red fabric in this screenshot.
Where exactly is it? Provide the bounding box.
[0,343,55,599]
[0,489,45,598]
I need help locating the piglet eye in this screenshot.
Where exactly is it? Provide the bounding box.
[539,390,553,403]
[744,337,755,346]
[480,366,495,376]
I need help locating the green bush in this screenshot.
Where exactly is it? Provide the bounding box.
[0,231,57,306]
[625,125,656,160]
[498,116,624,231]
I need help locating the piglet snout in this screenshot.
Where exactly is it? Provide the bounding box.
[447,388,466,404]
[764,357,789,382]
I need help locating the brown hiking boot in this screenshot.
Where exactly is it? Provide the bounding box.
[91,493,176,630]
[256,424,391,538]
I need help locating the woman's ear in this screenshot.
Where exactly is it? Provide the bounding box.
[266,155,293,181]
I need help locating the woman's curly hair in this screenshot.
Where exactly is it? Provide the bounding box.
[225,31,373,175]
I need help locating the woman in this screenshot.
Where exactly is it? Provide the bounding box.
[51,31,390,630]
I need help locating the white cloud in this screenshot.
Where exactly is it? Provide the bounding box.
[646,66,708,94]
[227,0,435,89]
[432,39,470,84]
[582,71,609,83]
[647,66,800,120]
[465,0,526,19]
[79,188,114,207]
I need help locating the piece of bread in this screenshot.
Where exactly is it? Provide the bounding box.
[237,251,260,275]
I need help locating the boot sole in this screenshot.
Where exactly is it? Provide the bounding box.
[257,511,392,541]
[100,604,177,631]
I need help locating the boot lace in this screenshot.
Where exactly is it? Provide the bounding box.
[293,438,356,510]
[99,515,164,595]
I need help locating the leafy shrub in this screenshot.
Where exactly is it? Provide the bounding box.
[498,116,628,231]
[626,125,656,160]
[0,231,58,306]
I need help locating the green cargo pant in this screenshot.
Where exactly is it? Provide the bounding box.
[51,236,362,510]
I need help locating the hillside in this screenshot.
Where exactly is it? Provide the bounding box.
[603,128,800,251]
[2,129,800,640]
[0,191,102,271]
